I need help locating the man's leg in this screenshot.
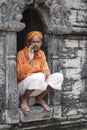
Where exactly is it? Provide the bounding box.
[36,86,53,111]
[20,89,34,112]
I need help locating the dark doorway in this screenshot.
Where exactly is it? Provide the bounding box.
[17,8,47,53]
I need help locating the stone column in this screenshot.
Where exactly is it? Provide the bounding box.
[0,20,25,124]
[0,32,6,117]
[44,34,63,119]
[3,31,19,124]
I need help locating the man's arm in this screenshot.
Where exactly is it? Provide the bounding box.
[17,51,33,82]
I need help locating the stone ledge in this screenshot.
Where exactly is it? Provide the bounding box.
[0,125,11,130]
[19,106,52,122]
[1,109,19,124]
[0,21,25,32]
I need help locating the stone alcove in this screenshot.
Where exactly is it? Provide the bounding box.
[17,7,53,123]
[17,7,47,55]
[0,0,87,130]
[0,0,71,124]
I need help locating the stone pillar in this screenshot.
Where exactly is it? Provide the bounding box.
[0,32,6,113]
[44,34,63,119]
[0,21,25,124]
[2,31,19,124]
[0,0,25,124]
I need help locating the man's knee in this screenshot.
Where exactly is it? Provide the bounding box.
[52,72,63,81]
[58,73,63,81]
[32,72,45,82]
[36,73,45,81]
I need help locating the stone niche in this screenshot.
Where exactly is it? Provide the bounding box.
[0,0,71,125]
[2,0,87,128]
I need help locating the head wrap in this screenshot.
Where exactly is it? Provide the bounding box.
[26,31,43,42]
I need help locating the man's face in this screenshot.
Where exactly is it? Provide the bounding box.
[29,35,42,52]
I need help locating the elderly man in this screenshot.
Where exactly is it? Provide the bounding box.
[17,31,63,112]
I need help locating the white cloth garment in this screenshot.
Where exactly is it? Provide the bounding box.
[18,72,63,97]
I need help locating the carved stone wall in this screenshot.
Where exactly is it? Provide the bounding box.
[0,0,87,130]
[34,0,71,33]
[0,32,6,111]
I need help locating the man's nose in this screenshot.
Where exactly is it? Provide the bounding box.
[32,42,36,45]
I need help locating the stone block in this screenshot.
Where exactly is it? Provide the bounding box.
[63,58,80,68]
[2,109,19,124]
[64,68,81,77]
[19,106,52,122]
[48,90,61,106]
[79,40,87,48]
[77,10,87,23]
[0,69,5,85]
[65,40,78,48]
[69,10,77,25]
[6,33,16,56]
[53,106,62,118]
[72,1,87,10]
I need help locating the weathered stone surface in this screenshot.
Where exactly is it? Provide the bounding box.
[19,106,52,122]
[2,109,19,124]
[0,0,87,129]
[0,124,11,130]
[0,34,6,113]
[53,106,62,119]
[5,32,18,109]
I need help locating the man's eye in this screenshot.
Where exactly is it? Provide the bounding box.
[30,41,40,44]
[37,41,40,43]
[30,41,34,44]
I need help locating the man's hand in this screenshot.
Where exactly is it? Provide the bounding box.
[43,71,49,80]
[28,44,34,62]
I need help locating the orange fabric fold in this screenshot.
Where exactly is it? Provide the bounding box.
[17,46,51,83]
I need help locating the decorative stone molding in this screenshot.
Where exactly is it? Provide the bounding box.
[0,0,72,33]
[34,0,72,34]
[0,0,87,34]
[0,0,26,31]
[0,0,87,126]
[35,0,53,7]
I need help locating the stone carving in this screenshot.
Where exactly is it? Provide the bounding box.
[35,0,53,7]
[0,0,26,31]
[0,0,87,127]
[26,0,33,5]
[5,0,34,22]
[0,0,7,22]
[0,0,8,30]
[0,0,71,33]
[35,0,71,33]
[49,1,71,33]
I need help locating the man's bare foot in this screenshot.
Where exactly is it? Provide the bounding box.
[20,104,30,112]
[36,98,50,111]
[20,97,30,112]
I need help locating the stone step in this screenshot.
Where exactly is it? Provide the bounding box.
[19,106,52,122]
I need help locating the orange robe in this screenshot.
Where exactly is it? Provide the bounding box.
[17,46,51,83]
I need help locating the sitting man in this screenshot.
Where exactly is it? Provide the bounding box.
[17,31,63,112]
